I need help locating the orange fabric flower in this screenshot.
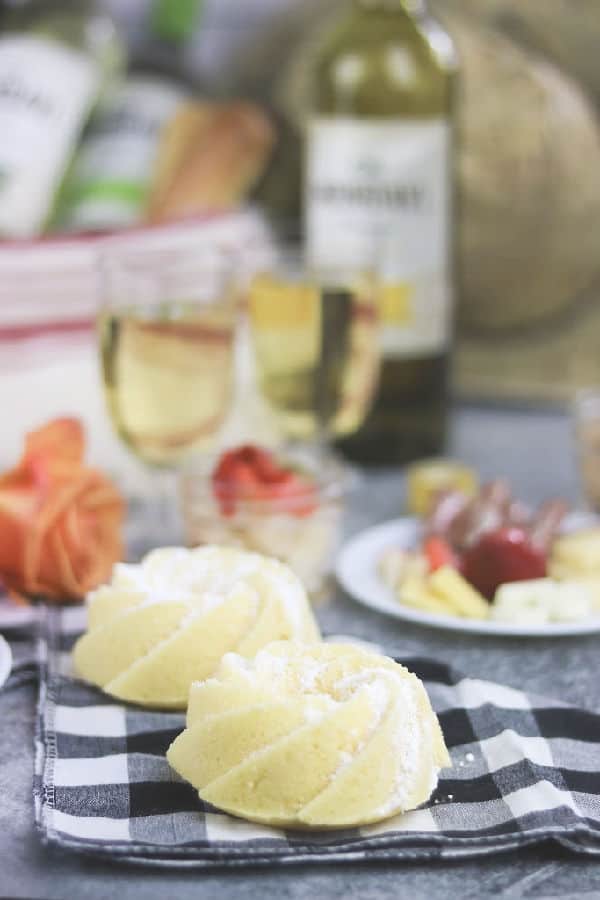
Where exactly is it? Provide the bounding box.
[0,418,125,602]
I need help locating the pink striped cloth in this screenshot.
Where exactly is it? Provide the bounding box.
[0,211,274,370]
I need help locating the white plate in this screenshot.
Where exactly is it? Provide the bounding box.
[0,635,12,689]
[335,518,600,637]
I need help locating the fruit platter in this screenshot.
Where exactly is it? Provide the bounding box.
[336,476,600,637]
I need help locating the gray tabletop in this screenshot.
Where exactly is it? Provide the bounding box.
[2,405,600,900]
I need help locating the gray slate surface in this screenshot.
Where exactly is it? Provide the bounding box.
[2,405,600,900]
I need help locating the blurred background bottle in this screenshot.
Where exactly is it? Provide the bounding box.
[0,0,125,238]
[52,0,205,234]
[304,0,456,465]
[53,73,188,233]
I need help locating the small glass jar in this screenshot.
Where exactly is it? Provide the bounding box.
[573,389,600,513]
[180,447,349,597]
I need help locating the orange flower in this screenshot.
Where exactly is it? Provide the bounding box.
[0,418,125,603]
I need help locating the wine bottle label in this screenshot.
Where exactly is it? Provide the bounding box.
[0,36,99,238]
[58,78,187,232]
[305,117,451,357]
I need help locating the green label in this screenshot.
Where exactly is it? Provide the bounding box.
[150,0,204,43]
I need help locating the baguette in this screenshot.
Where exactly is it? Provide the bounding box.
[146,101,275,222]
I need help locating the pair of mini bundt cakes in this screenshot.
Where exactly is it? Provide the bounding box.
[73,546,449,828]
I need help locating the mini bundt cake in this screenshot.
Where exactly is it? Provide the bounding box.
[72,546,320,709]
[167,641,450,828]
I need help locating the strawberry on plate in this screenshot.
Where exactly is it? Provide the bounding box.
[460,527,547,600]
[423,536,458,573]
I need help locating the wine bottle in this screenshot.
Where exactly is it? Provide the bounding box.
[304,0,456,465]
[0,0,125,238]
[54,73,188,233]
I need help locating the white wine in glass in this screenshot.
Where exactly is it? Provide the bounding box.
[99,241,238,550]
[101,303,236,467]
[249,268,379,447]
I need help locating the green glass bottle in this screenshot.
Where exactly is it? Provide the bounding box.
[304,0,456,465]
[0,0,124,238]
[53,71,188,234]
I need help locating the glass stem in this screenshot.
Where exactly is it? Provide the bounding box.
[125,465,183,560]
[314,340,332,461]
[313,419,331,462]
[154,466,183,546]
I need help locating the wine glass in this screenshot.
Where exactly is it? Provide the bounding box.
[248,253,380,459]
[98,239,239,553]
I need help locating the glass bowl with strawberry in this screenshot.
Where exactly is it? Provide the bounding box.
[179,444,348,595]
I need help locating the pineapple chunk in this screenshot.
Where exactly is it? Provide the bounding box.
[379,548,427,589]
[492,578,594,624]
[397,575,453,616]
[551,529,600,576]
[428,566,489,619]
[492,578,555,624]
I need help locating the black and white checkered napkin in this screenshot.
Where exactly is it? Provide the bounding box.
[34,606,600,867]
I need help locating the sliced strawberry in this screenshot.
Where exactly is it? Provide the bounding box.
[267,472,318,517]
[460,527,547,600]
[213,485,235,517]
[212,449,239,486]
[215,460,261,514]
[233,445,260,464]
[211,445,318,518]
[231,461,260,493]
[423,536,458,573]
[246,448,288,484]
[212,451,237,516]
